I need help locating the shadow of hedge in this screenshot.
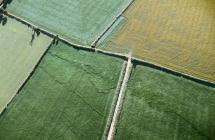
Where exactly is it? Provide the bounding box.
[2,0,13,10]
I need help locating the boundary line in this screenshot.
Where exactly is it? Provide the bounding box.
[91,0,135,47]
[0,9,91,48]
[133,57,215,88]
[0,40,55,116]
[107,54,133,140]
[0,6,215,87]
[102,61,127,140]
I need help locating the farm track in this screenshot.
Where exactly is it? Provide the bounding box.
[107,54,133,140]
[0,1,215,140]
[102,61,127,140]
[0,7,214,88]
[114,65,215,140]
[0,42,124,140]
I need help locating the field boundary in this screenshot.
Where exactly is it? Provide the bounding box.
[0,7,215,88]
[91,0,135,47]
[0,40,55,116]
[102,61,127,140]
[133,57,215,88]
[107,54,133,140]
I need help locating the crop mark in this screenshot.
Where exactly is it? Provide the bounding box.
[165,110,209,139]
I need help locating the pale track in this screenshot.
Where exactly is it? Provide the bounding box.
[102,61,127,140]
[107,53,133,140]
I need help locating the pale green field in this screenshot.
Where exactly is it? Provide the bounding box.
[0,17,51,113]
[7,0,132,46]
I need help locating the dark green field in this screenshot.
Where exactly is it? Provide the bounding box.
[115,65,215,140]
[0,42,123,140]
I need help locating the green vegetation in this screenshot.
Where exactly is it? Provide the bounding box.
[0,42,123,140]
[1,1,215,140]
[7,0,131,46]
[0,17,51,113]
[116,65,215,140]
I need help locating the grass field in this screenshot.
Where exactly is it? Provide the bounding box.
[7,0,132,46]
[1,1,215,139]
[0,17,51,113]
[0,42,123,140]
[102,0,215,83]
[115,65,215,140]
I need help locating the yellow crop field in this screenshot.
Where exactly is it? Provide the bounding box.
[104,0,215,83]
[0,18,51,113]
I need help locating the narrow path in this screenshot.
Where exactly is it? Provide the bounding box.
[1,4,214,87]
[107,53,133,140]
[102,61,126,140]
[91,0,135,47]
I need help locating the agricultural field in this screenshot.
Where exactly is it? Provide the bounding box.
[0,42,123,140]
[102,0,215,83]
[7,0,132,46]
[0,0,215,140]
[0,17,51,113]
[115,65,215,140]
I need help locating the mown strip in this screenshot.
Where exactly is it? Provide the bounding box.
[0,42,124,140]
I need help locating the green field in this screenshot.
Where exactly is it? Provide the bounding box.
[115,65,215,140]
[1,1,215,140]
[0,42,123,140]
[0,17,51,113]
[7,0,131,46]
